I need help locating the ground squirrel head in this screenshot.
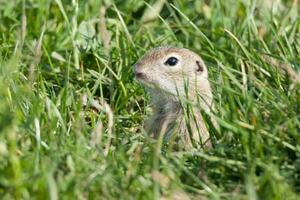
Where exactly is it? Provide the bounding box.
[134,46,211,102]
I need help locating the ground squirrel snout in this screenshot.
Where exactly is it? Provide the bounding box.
[134,46,214,149]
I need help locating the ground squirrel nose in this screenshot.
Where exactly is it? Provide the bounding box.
[134,67,146,79]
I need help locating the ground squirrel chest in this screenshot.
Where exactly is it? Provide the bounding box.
[134,46,214,149]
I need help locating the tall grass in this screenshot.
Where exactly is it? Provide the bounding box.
[0,0,299,199]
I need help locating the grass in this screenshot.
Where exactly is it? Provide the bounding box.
[0,0,300,199]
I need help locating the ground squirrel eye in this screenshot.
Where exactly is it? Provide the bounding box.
[164,57,178,66]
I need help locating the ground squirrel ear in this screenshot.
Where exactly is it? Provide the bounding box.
[196,60,204,73]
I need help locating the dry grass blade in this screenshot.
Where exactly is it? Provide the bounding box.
[90,121,104,148]
[90,99,114,156]
[29,25,45,80]
[99,5,111,54]
[142,0,166,23]
[262,54,300,86]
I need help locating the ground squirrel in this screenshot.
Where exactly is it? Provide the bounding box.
[134,47,214,149]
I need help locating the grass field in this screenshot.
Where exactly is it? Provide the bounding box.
[0,0,300,199]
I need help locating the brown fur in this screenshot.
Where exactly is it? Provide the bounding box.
[134,47,214,149]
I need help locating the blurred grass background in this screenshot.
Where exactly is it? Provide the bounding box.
[0,0,300,199]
